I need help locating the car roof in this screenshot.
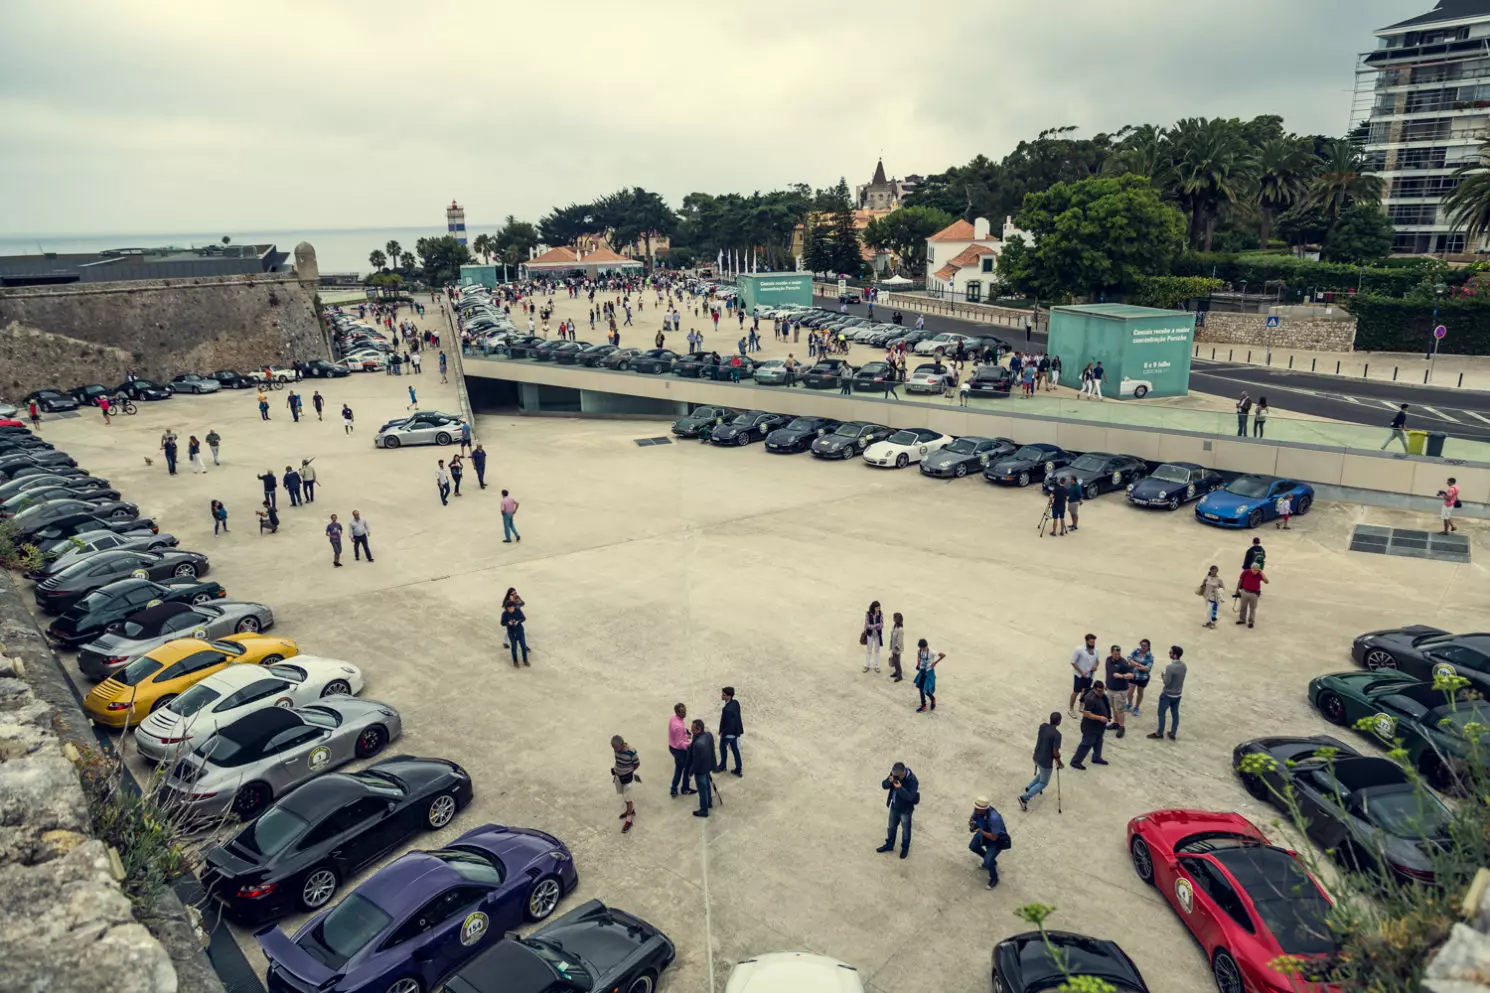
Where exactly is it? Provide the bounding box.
[1158,461,1206,471]
[126,601,196,628]
[276,772,371,817]
[356,850,467,913]
[217,705,303,748]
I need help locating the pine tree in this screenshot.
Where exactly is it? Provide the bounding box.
[804,219,835,274]
[831,203,864,277]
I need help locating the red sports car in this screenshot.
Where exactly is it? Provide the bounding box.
[0,420,24,429]
[1126,809,1338,993]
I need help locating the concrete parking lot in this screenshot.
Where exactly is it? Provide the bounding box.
[25,366,1490,993]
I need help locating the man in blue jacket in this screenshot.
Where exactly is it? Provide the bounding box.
[969,797,1009,888]
[715,687,744,776]
[877,762,919,858]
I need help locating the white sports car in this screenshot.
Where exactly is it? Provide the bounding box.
[374,411,467,448]
[1120,377,1154,398]
[132,655,364,762]
[862,428,954,469]
[914,332,974,356]
[906,363,958,395]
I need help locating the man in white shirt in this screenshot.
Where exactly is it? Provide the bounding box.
[1068,633,1100,716]
[349,510,373,562]
[435,460,451,506]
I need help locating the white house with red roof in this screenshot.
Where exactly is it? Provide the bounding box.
[520,244,643,278]
[923,216,1032,302]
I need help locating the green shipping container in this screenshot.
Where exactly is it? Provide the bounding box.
[1047,304,1195,400]
[735,273,812,314]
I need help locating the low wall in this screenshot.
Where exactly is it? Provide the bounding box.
[808,283,1040,331]
[1196,312,1357,351]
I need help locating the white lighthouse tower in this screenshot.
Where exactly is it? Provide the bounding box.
[445,200,467,246]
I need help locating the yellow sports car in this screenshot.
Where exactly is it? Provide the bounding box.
[83,633,299,729]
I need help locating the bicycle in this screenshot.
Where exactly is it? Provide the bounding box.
[111,394,138,415]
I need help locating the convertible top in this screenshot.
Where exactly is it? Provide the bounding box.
[124,601,196,632]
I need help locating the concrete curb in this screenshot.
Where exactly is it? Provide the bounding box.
[444,300,477,442]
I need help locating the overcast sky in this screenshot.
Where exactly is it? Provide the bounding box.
[0,0,1421,237]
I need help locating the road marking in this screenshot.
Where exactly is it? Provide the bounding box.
[701,816,716,993]
[1417,406,1463,423]
[1466,410,1490,425]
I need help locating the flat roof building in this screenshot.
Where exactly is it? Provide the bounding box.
[0,243,290,287]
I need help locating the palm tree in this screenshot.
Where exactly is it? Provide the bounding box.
[399,251,415,271]
[368,249,387,271]
[1104,124,1172,187]
[385,240,402,267]
[1169,117,1256,251]
[1255,137,1317,248]
[1445,141,1490,248]
[1303,139,1384,229]
[471,233,494,264]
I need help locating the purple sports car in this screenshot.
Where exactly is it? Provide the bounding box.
[258,824,578,993]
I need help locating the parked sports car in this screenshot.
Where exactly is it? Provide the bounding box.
[23,389,81,413]
[984,443,1076,487]
[598,348,643,371]
[851,362,896,392]
[801,359,855,390]
[1350,626,1490,690]
[116,379,174,401]
[1231,735,1451,884]
[28,528,177,580]
[701,355,757,381]
[1120,377,1154,399]
[751,359,790,386]
[671,406,740,439]
[375,412,466,449]
[34,548,209,612]
[811,421,894,459]
[305,360,351,378]
[0,448,77,472]
[765,417,840,454]
[967,365,1015,398]
[992,931,1149,993]
[1308,669,1490,793]
[23,511,157,546]
[257,824,579,993]
[575,344,618,367]
[443,900,674,993]
[863,428,953,469]
[726,952,865,993]
[1,482,120,517]
[164,697,403,820]
[210,370,257,389]
[170,373,223,394]
[710,411,787,446]
[135,656,365,762]
[1126,462,1223,511]
[905,363,957,395]
[630,349,682,374]
[70,384,113,406]
[202,756,474,923]
[920,437,1017,479]
[45,578,227,648]
[1196,475,1314,529]
[1126,809,1337,993]
[82,632,299,728]
[914,332,974,356]
[672,352,723,378]
[1040,452,1148,500]
[77,599,275,680]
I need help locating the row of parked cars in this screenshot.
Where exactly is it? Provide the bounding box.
[10,366,348,415]
[327,310,407,371]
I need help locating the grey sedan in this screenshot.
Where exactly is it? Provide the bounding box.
[77,599,276,680]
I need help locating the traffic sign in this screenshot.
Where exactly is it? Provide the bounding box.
[1265,315,1281,329]
[1434,324,1447,339]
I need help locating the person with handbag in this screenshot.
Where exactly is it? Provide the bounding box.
[968,797,1010,889]
[861,601,884,673]
[1197,565,1226,628]
[1439,477,1461,535]
[610,735,640,834]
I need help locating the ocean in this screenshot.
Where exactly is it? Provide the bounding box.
[0,225,497,277]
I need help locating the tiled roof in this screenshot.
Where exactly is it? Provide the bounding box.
[929,219,976,242]
[528,246,578,265]
[934,264,959,281]
[581,246,630,263]
[945,244,997,267]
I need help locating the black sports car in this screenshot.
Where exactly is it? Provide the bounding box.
[811,421,894,459]
[1,446,76,468]
[1,482,120,516]
[575,344,618,367]
[24,512,157,546]
[1126,462,1223,510]
[505,337,548,360]
[46,577,228,648]
[671,406,740,439]
[541,341,590,364]
[530,340,571,362]
[1041,452,1148,500]
[710,411,786,446]
[0,472,104,502]
[630,349,681,374]
[445,900,674,993]
[116,379,174,401]
[765,417,841,453]
[967,365,1016,398]
[920,436,1017,478]
[1352,626,1490,689]
[23,389,81,413]
[992,931,1149,993]
[801,359,854,390]
[985,443,1076,487]
[851,362,896,392]
[34,548,211,612]
[701,355,756,381]
[1,463,87,484]
[14,498,137,537]
[599,348,643,371]
[672,352,723,378]
[70,384,113,406]
[170,373,221,394]
[202,756,475,924]
[303,360,350,378]
[211,370,256,389]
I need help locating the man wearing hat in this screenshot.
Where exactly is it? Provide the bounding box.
[969,797,1009,889]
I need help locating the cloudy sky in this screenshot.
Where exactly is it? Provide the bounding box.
[0,0,1421,236]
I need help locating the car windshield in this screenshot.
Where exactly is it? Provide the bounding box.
[945,439,977,455]
[306,895,391,967]
[520,939,592,988]
[887,431,918,445]
[170,683,221,717]
[1152,465,1190,484]
[1361,789,1451,839]
[114,656,163,687]
[1227,476,1272,498]
[729,414,755,426]
[1071,455,1108,472]
[1253,888,1335,956]
[238,806,307,856]
[832,424,864,437]
[785,418,817,431]
[430,846,506,884]
[1432,705,1490,736]
[1012,446,1047,461]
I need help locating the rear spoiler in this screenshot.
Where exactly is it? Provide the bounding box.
[255,926,340,989]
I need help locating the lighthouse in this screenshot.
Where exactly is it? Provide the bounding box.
[446,200,467,246]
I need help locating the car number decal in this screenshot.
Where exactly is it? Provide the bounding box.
[460,911,489,947]
[131,569,148,579]
[1186,483,1195,499]
[918,445,927,455]
[146,599,163,608]
[1175,877,1194,914]
[1432,662,1458,680]
[858,437,867,448]
[1045,461,1055,473]
[275,696,294,708]
[1371,713,1397,740]
[192,627,208,640]
[307,745,332,770]
[1111,471,1122,486]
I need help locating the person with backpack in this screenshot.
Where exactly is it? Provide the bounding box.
[968,797,1010,889]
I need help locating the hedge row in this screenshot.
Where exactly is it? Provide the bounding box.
[1171,252,1460,300]
[1344,295,1490,354]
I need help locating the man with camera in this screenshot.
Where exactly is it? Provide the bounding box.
[877,762,920,858]
[968,798,1010,889]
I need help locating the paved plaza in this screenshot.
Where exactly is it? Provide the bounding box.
[27,364,1489,993]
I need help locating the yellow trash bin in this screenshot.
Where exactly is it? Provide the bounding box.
[1406,429,1428,455]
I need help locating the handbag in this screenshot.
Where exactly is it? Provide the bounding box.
[859,630,868,646]
[994,832,1013,852]
[1195,581,1206,597]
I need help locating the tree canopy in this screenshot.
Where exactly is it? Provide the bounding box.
[862,206,955,277]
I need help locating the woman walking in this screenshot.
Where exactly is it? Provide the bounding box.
[211,500,229,535]
[501,588,524,648]
[1079,363,1094,399]
[668,703,696,798]
[1253,397,1269,438]
[913,639,945,712]
[862,601,884,673]
[188,435,205,474]
[1198,565,1226,628]
[888,612,905,682]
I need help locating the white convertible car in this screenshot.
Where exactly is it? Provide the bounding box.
[132,656,364,762]
[862,428,954,469]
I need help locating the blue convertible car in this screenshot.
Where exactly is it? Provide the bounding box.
[1195,474,1314,529]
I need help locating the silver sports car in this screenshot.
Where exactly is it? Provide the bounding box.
[77,599,275,680]
[31,528,180,579]
[374,411,467,449]
[162,697,402,821]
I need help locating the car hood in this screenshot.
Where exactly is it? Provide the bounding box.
[538,902,656,975]
[1130,477,1186,498]
[1198,490,1260,515]
[79,632,160,657]
[712,424,749,437]
[1312,669,1415,697]
[767,428,818,444]
[862,442,901,458]
[923,449,974,468]
[1357,625,1448,647]
[813,435,854,448]
[990,456,1048,473]
[371,755,465,792]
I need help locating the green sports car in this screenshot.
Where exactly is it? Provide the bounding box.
[1308,669,1490,793]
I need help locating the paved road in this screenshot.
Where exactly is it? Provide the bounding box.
[821,297,1490,441]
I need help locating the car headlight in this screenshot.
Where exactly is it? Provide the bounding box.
[1126,483,1134,492]
[547,850,572,862]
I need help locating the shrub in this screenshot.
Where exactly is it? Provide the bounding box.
[1344,294,1490,354]
[1129,275,1223,309]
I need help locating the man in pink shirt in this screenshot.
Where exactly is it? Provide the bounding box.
[500,489,521,542]
[1439,476,1460,535]
[668,703,696,797]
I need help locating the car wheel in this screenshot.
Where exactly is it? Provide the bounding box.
[383,436,400,450]
[1134,385,1149,398]
[1085,484,1099,501]
[1212,950,1243,993]
[736,433,747,446]
[1168,496,1181,511]
[1363,649,1397,670]
[435,432,452,446]
[300,867,338,910]
[191,593,213,605]
[525,875,563,922]
[173,563,197,578]
[1246,509,1263,528]
[1296,495,1312,516]
[384,979,421,993]
[895,453,909,469]
[233,782,272,820]
[262,654,284,664]
[954,463,968,478]
[1129,836,1155,884]
[235,616,261,633]
[992,973,1007,993]
[1317,690,1347,725]
[355,724,388,757]
[1241,772,1270,801]
[426,793,458,829]
[625,971,657,993]
[321,679,351,697]
[150,694,176,714]
[1017,471,1030,487]
[111,509,131,520]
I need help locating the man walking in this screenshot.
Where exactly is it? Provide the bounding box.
[1068,634,1099,716]
[716,686,743,776]
[1439,476,1461,535]
[312,391,324,421]
[283,464,303,507]
[325,513,344,567]
[439,352,448,383]
[1018,713,1062,811]
[503,600,529,666]
[472,444,487,489]
[160,428,179,475]
[877,761,919,858]
[287,390,302,422]
[1235,392,1252,437]
[349,510,372,562]
[1236,562,1268,628]
[1382,404,1410,451]
[435,460,451,505]
[1243,536,1265,571]
[257,469,278,509]
[1148,646,1187,741]
[500,489,521,541]
[690,719,716,818]
[342,403,354,434]
[610,735,639,834]
[1069,681,1112,770]
[300,459,317,503]
[257,390,270,421]
[968,798,1009,889]
[459,421,473,455]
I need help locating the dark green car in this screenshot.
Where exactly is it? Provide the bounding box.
[671,406,740,439]
[1308,669,1490,792]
